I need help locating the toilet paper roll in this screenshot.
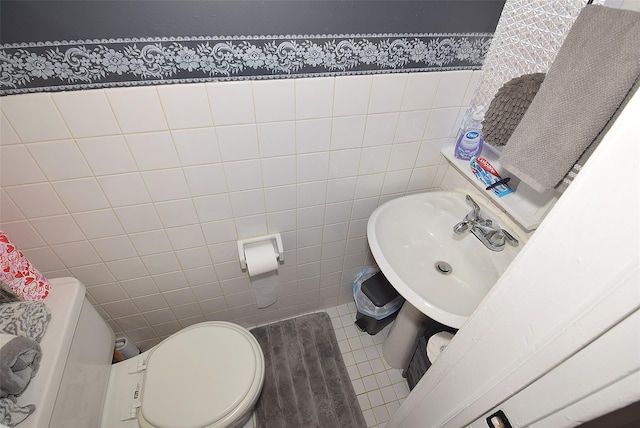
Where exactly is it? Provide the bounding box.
[426,332,454,363]
[115,335,140,359]
[251,273,278,309]
[245,241,279,277]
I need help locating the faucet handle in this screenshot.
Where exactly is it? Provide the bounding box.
[453,220,471,234]
[464,195,482,222]
[501,229,519,246]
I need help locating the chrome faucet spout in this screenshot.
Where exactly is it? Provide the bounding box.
[464,195,482,222]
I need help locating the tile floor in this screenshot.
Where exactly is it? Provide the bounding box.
[244,302,408,428]
[327,302,409,428]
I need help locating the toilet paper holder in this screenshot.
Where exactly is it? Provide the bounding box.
[237,233,284,270]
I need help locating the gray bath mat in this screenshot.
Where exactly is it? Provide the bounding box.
[250,312,366,428]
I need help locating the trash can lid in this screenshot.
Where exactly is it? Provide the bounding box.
[362,272,400,307]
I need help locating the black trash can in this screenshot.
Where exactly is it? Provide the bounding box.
[353,269,404,335]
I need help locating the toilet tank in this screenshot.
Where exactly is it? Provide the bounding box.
[19,277,115,428]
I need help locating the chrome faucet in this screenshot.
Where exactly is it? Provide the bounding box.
[453,195,519,252]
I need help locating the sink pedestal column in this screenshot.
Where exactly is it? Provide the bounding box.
[382,302,429,369]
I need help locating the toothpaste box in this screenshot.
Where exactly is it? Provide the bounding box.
[470,157,513,198]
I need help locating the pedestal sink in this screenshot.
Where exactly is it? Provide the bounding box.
[367,191,521,368]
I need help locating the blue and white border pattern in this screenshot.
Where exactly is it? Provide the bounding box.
[0,33,492,95]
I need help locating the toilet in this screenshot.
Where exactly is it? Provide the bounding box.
[20,277,265,428]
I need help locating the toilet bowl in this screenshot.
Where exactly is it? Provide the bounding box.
[22,277,265,428]
[106,322,265,428]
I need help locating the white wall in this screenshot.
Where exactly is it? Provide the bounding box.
[0,71,478,350]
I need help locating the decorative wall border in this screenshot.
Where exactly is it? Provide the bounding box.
[0,33,492,95]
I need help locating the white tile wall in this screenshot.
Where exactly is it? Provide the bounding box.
[1,93,71,143]
[0,70,479,350]
[52,89,122,138]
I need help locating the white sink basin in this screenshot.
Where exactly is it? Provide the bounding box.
[367,191,520,329]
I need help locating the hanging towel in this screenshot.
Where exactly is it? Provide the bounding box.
[499,5,640,193]
[555,75,640,192]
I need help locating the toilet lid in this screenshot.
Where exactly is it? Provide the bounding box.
[140,322,263,428]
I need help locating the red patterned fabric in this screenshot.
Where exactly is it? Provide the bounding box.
[0,231,50,300]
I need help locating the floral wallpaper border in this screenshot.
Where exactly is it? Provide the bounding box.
[0,33,492,95]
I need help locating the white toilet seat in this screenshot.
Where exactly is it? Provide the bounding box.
[137,322,264,428]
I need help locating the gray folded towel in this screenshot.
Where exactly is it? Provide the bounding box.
[0,333,42,398]
[0,396,36,427]
[499,5,640,193]
[0,301,51,343]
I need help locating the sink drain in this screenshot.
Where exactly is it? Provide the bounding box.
[435,261,453,275]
